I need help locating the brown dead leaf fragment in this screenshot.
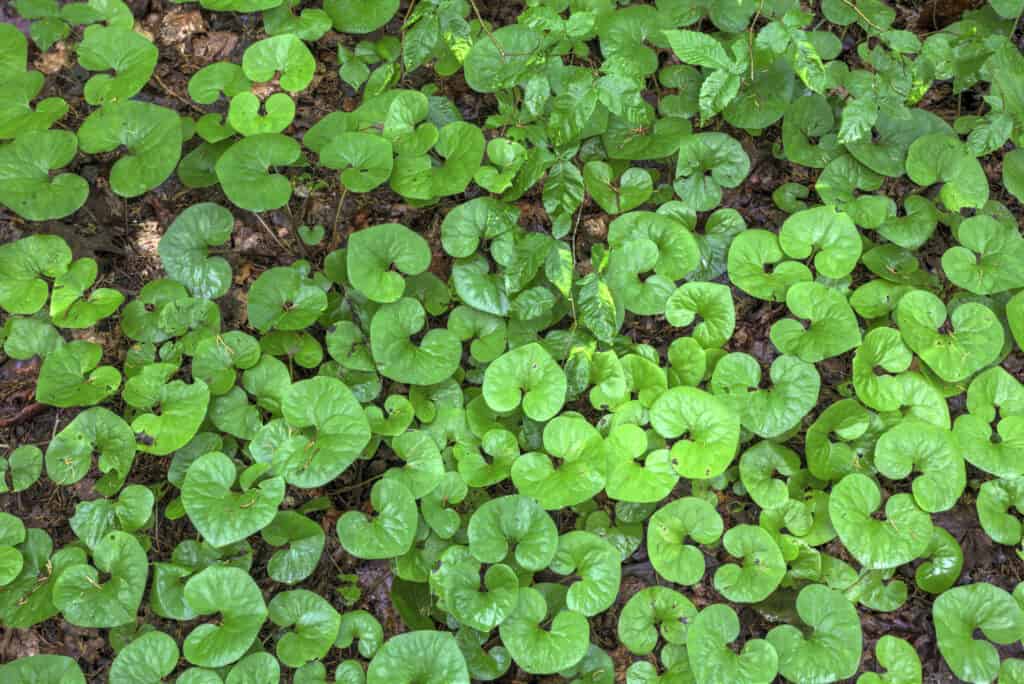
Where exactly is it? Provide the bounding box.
[192,31,240,63]
[159,8,206,46]
[33,42,70,75]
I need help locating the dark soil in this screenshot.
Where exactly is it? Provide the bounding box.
[2,1,1023,682]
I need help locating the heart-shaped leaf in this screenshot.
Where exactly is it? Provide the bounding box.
[0,125,86,219]
[0,234,72,314]
[159,203,234,299]
[182,451,285,547]
[77,25,157,105]
[896,290,1003,383]
[36,340,121,408]
[78,101,181,198]
[182,566,268,668]
[215,134,301,211]
[829,473,932,569]
[767,584,862,684]
[53,531,148,627]
[367,631,469,684]
[647,497,723,586]
[933,583,1024,683]
[687,604,778,684]
[336,479,417,559]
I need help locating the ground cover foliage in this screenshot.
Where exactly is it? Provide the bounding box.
[2,0,1024,681]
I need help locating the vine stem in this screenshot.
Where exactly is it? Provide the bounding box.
[252,211,289,253]
[467,0,506,59]
[748,0,764,81]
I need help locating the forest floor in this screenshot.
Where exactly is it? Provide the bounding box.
[2,0,1024,681]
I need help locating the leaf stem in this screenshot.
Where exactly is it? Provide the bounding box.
[842,0,883,33]
[467,0,506,59]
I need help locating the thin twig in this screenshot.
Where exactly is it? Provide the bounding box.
[332,187,349,247]
[284,203,309,258]
[332,472,384,494]
[251,211,289,253]
[152,73,204,114]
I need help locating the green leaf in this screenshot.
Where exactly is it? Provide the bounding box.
[467,494,557,571]
[348,223,430,303]
[875,419,964,513]
[933,583,1024,683]
[604,423,678,503]
[499,587,590,675]
[183,566,268,668]
[242,35,315,92]
[905,134,989,212]
[49,258,124,328]
[430,545,519,632]
[336,610,383,658]
[767,584,862,684]
[261,511,325,585]
[727,229,812,302]
[367,631,469,684]
[512,413,606,509]
[649,386,740,479]
[0,130,87,220]
[712,525,785,603]
[665,282,734,348]
[0,234,72,314]
[779,205,861,278]
[182,451,285,547]
[857,635,922,684]
[1,445,43,493]
[159,203,234,299]
[325,0,399,34]
[550,531,620,617]
[77,25,157,105]
[270,589,341,668]
[770,282,862,363]
[45,407,135,493]
[483,343,567,422]
[687,604,778,684]
[228,91,295,137]
[673,133,750,212]
[77,101,181,198]
[110,631,179,684]
[829,473,932,570]
[337,479,417,559]
[370,297,461,385]
[711,353,820,439]
[663,30,736,72]
[895,290,1002,383]
[215,134,301,212]
[36,340,121,408]
[577,274,620,343]
[53,531,148,628]
[124,363,210,455]
[617,586,695,655]
[1005,148,1024,204]
[0,656,85,683]
[941,215,1024,295]
[321,132,393,192]
[583,162,653,215]
[464,25,544,94]
[647,497,722,586]
[247,266,327,333]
